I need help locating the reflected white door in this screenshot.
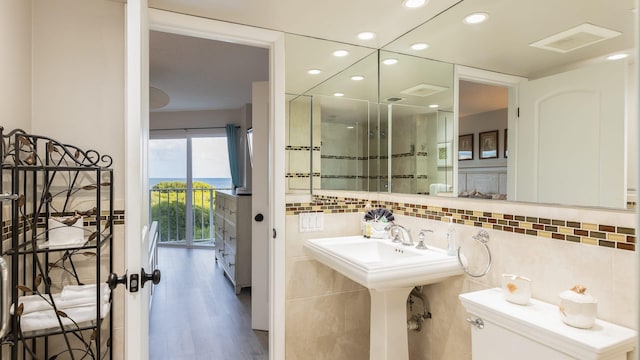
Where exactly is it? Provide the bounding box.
[124,0,152,359]
[517,60,626,208]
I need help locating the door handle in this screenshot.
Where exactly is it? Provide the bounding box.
[107,272,128,290]
[254,213,264,222]
[108,269,160,292]
[141,268,161,288]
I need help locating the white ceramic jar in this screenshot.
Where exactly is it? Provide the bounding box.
[558,285,597,329]
[501,274,531,305]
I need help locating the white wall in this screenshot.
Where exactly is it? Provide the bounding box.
[31,2,126,359]
[458,108,508,169]
[31,0,125,201]
[0,0,32,132]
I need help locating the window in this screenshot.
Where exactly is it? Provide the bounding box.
[149,135,232,246]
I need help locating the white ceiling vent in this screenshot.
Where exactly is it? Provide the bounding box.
[529,23,621,53]
[400,83,448,97]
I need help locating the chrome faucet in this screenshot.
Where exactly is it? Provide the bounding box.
[384,223,413,246]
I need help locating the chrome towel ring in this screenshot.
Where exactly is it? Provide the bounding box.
[457,229,492,278]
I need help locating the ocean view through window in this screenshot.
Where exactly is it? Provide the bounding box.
[149,136,232,246]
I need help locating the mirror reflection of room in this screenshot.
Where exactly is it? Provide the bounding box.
[457,80,508,200]
[283,0,636,211]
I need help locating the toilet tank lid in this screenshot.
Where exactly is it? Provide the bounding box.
[459,288,637,359]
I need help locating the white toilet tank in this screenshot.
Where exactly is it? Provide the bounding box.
[459,288,636,360]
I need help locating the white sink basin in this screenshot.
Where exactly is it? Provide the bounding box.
[304,235,462,290]
[305,235,463,360]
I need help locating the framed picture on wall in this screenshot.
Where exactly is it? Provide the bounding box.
[437,142,452,167]
[458,134,473,160]
[479,130,499,159]
[504,129,508,158]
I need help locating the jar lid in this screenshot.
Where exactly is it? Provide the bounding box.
[560,285,596,303]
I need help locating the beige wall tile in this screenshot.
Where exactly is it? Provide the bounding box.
[286,291,370,360]
[286,257,362,300]
[285,194,637,360]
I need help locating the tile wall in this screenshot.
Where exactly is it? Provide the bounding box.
[285,191,637,359]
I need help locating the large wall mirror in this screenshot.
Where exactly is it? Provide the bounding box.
[285,34,377,193]
[286,0,637,211]
[379,51,455,195]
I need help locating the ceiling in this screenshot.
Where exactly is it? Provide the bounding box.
[148,0,636,114]
[148,0,464,48]
[459,81,507,118]
[149,31,268,112]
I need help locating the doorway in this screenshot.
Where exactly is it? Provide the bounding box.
[455,66,524,199]
[147,27,269,358]
[124,8,286,359]
[457,80,509,197]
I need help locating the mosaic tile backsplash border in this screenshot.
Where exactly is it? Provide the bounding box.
[286,195,636,252]
[2,210,126,242]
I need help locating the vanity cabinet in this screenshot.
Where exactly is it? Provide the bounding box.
[214,191,252,294]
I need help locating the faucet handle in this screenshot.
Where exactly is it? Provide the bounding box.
[416,229,432,250]
[391,227,402,243]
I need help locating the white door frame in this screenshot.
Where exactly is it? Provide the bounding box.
[454,65,525,199]
[126,8,286,359]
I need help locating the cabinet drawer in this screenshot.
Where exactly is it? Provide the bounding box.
[225,200,237,218]
[214,214,225,229]
[225,249,236,281]
[215,230,224,244]
[224,226,237,250]
[214,239,225,260]
[214,196,225,212]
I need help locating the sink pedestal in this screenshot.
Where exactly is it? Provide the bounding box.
[369,287,414,360]
[304,236,463,360]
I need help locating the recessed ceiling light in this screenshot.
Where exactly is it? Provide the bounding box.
[463,12,489,24]
[307,69,322,75]
[383,58,398,65]
[357,32,376,40]
[429,104,439,108]
[607,53,629,61]
[333,92,345,97]
[402,0,427,8]
[351,75,365,81]
[411,43,429,50]
[333,50,349,57]
[347,126,355,129]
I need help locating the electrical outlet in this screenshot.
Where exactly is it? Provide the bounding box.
[299,212,324,232]
[312,212,324,231]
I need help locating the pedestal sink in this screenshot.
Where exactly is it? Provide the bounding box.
[304,236,463,360]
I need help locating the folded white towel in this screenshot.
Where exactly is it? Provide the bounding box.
[10,287,110,315]
[48,217,85,246]
[19,303,110,333]
[61,283,110,303]
[12,283,110,316]
[39,240,87,249]
[12,294,92,315]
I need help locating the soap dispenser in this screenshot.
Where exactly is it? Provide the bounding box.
[446,217,458,256]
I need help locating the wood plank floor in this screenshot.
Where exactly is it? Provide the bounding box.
[149,247,268,360]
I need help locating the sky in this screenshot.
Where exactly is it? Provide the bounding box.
[149,137,231,179]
